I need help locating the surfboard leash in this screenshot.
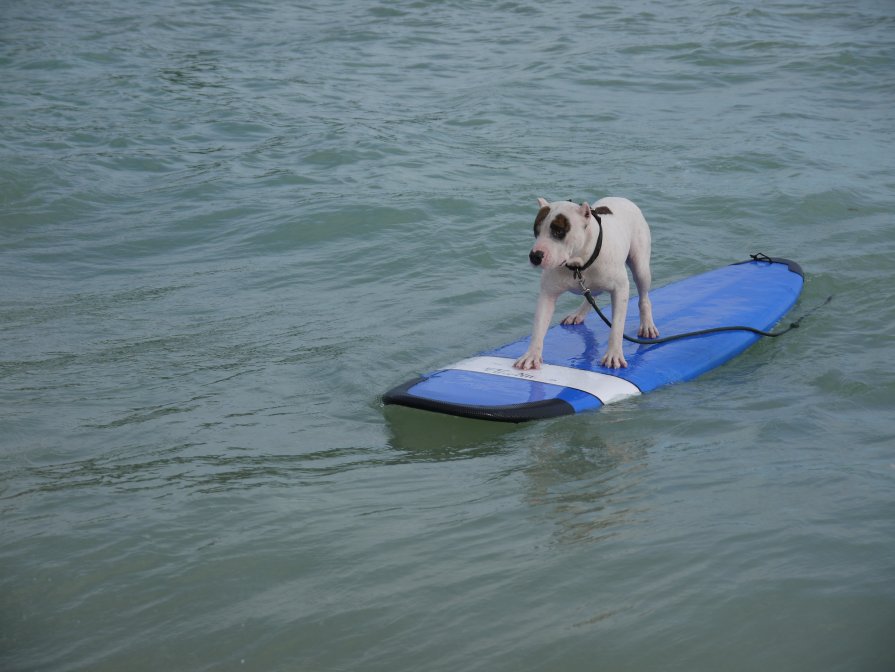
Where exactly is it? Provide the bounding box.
[575,274,833,345]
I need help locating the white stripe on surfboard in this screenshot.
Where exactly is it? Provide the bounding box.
[446,356,641,405]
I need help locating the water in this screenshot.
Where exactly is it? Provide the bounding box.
[2,0,894,669]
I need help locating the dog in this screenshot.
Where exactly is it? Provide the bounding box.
[513,197,659,370]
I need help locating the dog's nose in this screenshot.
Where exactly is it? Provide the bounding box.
[529,250,544,266]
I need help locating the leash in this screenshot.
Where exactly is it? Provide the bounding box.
[574,251,832,344]
[565,208,603,278]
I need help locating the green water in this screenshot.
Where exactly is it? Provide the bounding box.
[2,1,894,670]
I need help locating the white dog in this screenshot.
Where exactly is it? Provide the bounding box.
[513,197,659,370]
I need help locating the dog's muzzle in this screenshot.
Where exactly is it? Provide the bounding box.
[529,250,544,266]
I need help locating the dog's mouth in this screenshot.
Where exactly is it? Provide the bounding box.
[551,256,571,269]
[529,249,572,269]
[530,258,568,270]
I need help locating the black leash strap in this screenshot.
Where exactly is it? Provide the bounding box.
[565,209,603,279]
[560,220,829,344]
[576,272,832,345]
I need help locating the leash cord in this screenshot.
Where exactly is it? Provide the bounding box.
[579,286,833,345]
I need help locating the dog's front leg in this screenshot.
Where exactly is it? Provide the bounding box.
[601,285,629,368]
[514,291,557,370]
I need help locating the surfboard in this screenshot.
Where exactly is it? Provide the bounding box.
[383,256,804,423]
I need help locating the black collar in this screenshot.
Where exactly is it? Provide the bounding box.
[565,209,603,279]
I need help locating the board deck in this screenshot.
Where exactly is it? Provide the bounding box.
[383,257,804,423]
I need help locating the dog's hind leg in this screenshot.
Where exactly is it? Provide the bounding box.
[561,298,592,325]
[628,253,659,339]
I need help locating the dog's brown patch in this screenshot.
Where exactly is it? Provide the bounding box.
[549,214,571,240]
[593,206,613,215]
[533,205,550,236]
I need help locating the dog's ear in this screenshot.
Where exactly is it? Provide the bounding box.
[579,201,591,222]
[537,197,549,208]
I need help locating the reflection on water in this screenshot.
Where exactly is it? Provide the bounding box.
[384,405,517,459]
[386,402,654,548]
[524,419,653,546]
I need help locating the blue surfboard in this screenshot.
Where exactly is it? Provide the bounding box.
[383,256,804,422]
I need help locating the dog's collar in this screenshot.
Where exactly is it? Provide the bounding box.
[565,209,603,280]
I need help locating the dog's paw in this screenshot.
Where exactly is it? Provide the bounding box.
[638,322,660,339]
[600,350,628,369]
[560,313,586,326]
[514,352,542,370]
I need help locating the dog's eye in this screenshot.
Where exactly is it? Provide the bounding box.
[550,227,566,241]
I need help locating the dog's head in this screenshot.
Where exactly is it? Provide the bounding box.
[529,198,593,269]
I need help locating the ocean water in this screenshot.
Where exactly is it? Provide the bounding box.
[2,0,894,670]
